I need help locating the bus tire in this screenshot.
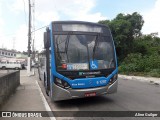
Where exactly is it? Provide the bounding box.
[38,68,41,80]
[44,74,49,96]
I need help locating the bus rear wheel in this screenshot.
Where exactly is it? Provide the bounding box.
[44,74,49,96]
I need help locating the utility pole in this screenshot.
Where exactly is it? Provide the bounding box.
[27,0,31,75]
[32,0,35,63]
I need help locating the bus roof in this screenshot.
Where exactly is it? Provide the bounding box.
[51,21,110,34]
[51,21,108,28]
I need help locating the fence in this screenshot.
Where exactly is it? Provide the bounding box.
[0,71,20,108]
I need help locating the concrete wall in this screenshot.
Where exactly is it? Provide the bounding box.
[0,71,20,108]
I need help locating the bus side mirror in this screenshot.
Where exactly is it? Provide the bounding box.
[44,28,50,48]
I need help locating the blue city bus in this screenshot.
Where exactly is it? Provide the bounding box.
[38,21,118,101]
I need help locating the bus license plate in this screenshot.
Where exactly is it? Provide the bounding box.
[85,92,96,97]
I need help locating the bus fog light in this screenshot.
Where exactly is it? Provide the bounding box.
[110,74,118,84]
[55,78,62,84]
[63,81,70,89]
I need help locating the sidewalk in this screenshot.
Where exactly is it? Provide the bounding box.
[0,70,52,120]
[119,74,160,84]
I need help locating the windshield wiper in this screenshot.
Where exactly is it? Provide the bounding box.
[65,33,70,54]
[56,32,70,62]
[92,33,100,60]
[65,32,71,62]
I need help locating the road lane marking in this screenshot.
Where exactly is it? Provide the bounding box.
[36,80,56,120]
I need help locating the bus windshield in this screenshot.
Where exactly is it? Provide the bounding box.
[54,34,115,71]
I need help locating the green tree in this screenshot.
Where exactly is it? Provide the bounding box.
[98,12,144,62]
[99,12,160,77]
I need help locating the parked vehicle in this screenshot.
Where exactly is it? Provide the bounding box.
[0,60,22,70]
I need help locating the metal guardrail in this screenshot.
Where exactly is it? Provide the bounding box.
[0,70,20,108]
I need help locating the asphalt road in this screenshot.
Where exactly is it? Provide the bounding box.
[37,74,160,120]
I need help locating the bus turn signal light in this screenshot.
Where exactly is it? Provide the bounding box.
[109,73,118,84]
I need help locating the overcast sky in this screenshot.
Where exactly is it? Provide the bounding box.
[0,0,159,51]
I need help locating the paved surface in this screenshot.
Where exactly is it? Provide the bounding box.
[0,70,8,77]
[1,70,160,120]
[0,70,50,120]
[38,73,160,120]
[119,74,160,84]
[0,70,17,77]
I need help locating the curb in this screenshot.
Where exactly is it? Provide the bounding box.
[118,74,160,85]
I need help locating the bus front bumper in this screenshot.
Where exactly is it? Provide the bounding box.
[52,80,118,101]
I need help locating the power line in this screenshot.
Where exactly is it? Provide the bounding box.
[0,25,48,39]
[31,25,49,33]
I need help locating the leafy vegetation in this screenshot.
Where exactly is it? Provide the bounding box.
[98,12,160,77]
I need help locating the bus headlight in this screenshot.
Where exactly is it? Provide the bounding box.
[54,78,71,89]
[109,73,118,84]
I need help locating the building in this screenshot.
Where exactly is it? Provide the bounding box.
[0,48,28,67]
[0,48,28,59]
[0,48,17,58]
